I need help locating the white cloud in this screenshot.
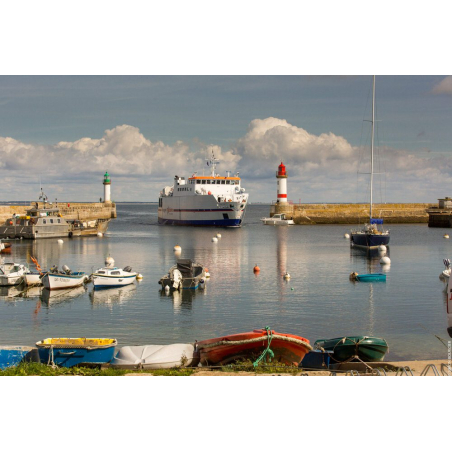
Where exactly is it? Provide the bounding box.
[0,119,451,202]
[431,76,452,94]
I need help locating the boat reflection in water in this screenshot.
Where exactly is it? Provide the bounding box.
[40,286,86,306]
[89,284,136,307]
[446,284,452,339]
[160,287,201,313]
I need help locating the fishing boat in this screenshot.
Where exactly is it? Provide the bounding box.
[158,258,206,290]
[349,272,386,282]
[440,258,451,282]
[261,213,295,225]
[0,346,39,369]
[158,150,249,227]
[0,263,30,286]
[197,328,312,366]
[350,76,390,249]
[111,344,199,369]
[314,336,389,363]
[41,265,88,290]
[0,241,12,254]
[36,338,117,367]
[92,266,137,288]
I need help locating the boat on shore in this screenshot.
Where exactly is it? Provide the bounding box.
[350,76,390,250]
[261,213,294,226]
[92,266,137,289]
[313,336,389,363]
[0,346,39,369]
[197,328,312,366]
[0,263,31,286]
[36,338,117,367]
[111,344,199,369]
[41,265,88,290]
[159,259,206,290]
[158,151,249,227]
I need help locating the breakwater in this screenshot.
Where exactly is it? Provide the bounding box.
[0,202,116,224]
[270,203,434,224]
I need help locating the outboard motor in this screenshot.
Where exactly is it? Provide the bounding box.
[62,265,71,275]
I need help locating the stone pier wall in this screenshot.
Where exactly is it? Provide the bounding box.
[0,202,116,224]
[270,203,434,224]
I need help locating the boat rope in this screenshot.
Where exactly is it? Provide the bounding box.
[252,326,274,368]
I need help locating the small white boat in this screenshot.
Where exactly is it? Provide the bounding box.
[261,213,295,225]
[440,258,451,282]
[42,265,88,290]
[0,263,30,286]
[111,344,199,369]
[92,266,137,289]
[24,272,43,286]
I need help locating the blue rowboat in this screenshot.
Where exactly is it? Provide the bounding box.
[354,273,386,282]
[36,338,117,367]
[0,346,39,369]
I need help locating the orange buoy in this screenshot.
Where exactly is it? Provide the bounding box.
[253,265,260,273]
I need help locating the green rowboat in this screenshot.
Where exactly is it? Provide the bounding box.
[314,336,388,363]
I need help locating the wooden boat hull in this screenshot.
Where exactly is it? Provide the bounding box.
[42,272,87,290]
[197,329,312,366]
[36,338,117,367]
[314,336,388,363]
[0,346,39,369]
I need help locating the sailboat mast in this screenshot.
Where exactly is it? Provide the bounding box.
[370,75,375,221]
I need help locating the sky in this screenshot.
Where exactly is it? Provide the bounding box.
[0,75,451,203]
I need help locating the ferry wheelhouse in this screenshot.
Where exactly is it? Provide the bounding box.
[158,153,249,227]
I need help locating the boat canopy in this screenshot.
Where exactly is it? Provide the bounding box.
[176,259,194,277]
[370,219,383,225]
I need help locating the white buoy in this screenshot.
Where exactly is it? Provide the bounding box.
[199,279,205,289]
[378,245,387,252]
[444,234,450,239]
[97,232,103,237]
[212,237,218,242]
[380,256,391,265]
[344,233,350,239]
[165,285,170,292]
[283,272,291,280]
[105,255,115,267]
[57,239,64,244]
[205,272,210,278]
[216,233,222,238]
[174,245,182,251]
[136,274,143,281]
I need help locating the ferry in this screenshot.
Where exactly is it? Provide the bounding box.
[158,152,249,227]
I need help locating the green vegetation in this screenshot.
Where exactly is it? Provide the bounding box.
[220,359,299,374]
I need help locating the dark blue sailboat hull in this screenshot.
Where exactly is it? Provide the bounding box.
[350,233,390,249]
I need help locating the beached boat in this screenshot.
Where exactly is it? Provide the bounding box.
[36,338,117,367]
[261,213,295,226]
[158,258,206,290]
[41,265,88,290]
[111,344,199,369]
[158,150,249,227]
[314,336,389,363]
[92,266,137,288]
[0,263,31,286]
[197,328,312,366]
[0,346,39,369]
[350,76,390,250]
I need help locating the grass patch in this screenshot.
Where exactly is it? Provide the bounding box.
[219,359,299,374]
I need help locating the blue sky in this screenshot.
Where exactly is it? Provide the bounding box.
[0,75,451,203]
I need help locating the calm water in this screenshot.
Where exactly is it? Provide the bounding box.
[0,204,450,361]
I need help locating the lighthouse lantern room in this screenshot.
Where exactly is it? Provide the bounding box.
[276,162,288,203]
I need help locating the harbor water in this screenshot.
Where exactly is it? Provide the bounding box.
[0,204,449,361]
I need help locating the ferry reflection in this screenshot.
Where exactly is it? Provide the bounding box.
[89,284,136,306]
[40,286,86,306]
[0,284,42,299]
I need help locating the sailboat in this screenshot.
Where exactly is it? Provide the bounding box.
[350,76,390,249]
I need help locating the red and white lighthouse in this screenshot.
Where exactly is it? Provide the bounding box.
[276,162,288,203]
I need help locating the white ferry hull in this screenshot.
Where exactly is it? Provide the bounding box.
[158,196,246,227]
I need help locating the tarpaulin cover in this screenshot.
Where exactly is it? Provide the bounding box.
[177,259,193,277]
[370,219,383,225]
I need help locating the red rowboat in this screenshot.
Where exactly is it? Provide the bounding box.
[197,328,312,366]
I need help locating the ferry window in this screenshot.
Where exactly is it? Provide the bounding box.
[202,180,206,184]
[216,180,220,184]
[196,180,201,184]
[221,180,225,184]
[235,181,239,185]
[58,219,61,223]
[206,180,211,184]
[43,220,46,224]
[226,180,230,184]
[50,219,54,223]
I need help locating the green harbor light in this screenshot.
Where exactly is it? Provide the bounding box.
[103,172,111,184]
